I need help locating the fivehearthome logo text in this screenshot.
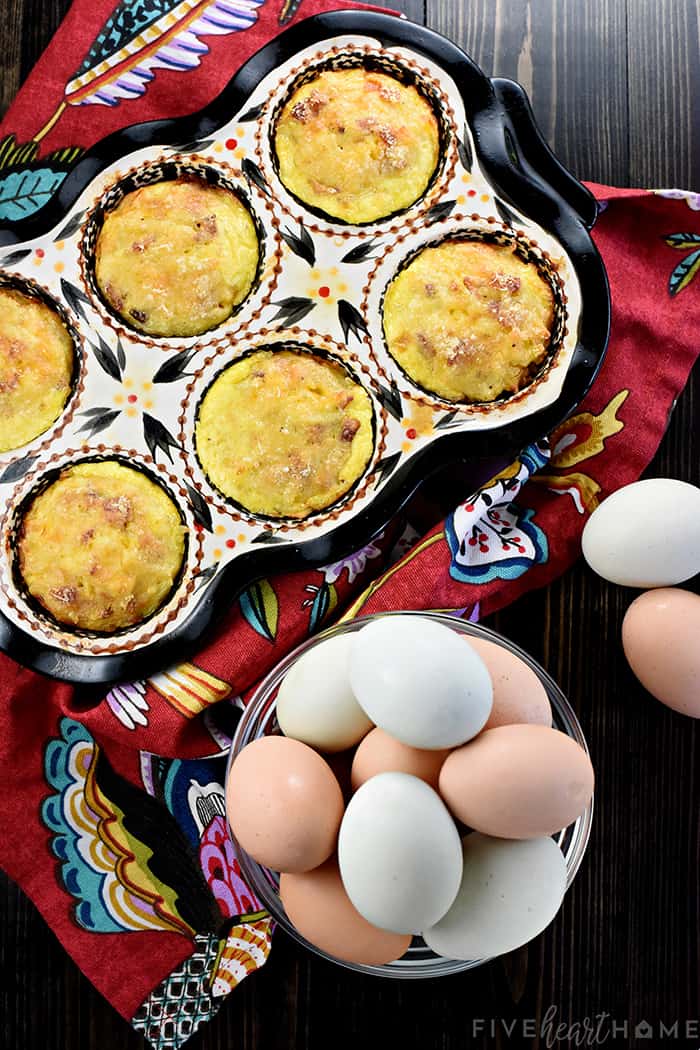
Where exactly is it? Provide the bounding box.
[469,1007,700,1045]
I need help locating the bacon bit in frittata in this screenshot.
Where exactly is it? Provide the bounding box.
[102,495,132,526]
[129,308,147,324]
[80,528,95,545]
[416,331,434,356]
[447,336,482,365]
[291,89,328,122]
[194,214,218,240]
[341,417,361,441]
[424,282,437,297]
[336,391,354,409]
[104,282,124,311]
[50,586,77,604]
[490,272,521,294]
[365,76,401,103]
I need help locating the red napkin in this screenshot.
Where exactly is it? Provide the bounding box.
[1,1,699,1046]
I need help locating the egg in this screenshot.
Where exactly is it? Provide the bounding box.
[439,724,594,838]
[423,834,567,960]
[581,478,700,587]
[338,772,463,934]
[280,859,412,966]
[622,588,700,717]
[277,633,373,752]
[226,736,343,873]
[466,637,552,729]
[349,616,493,749]
[351,728,450,791]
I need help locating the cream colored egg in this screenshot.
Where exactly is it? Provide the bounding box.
[622,588,700,718]
[438,724,594,838]
[226,736,344,873]
[280,859,412,966]
[277,634,373,752]
[423,834,567,960]
[338,772,463,934]
[582,478,700,587]
[466,637,552,729]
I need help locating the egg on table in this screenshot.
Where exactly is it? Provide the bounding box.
[226,736,343,873]
[582,478,700,587]
[338,771,463,934]
[276,633,373,752]
[349,616,493,749]
[423,833,567,960]
[280,858,412,966]
[622,587,700,718]
[438,724,594,838]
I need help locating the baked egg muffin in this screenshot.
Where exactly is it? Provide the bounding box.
[274,68,440,223]
[196,349,374,518]
[94,177,259,337]
[0,287,74,452]
[18,461,186,632]
[382,239,556,402]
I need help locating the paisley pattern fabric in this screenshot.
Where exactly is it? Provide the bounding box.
[0,3,698,1049]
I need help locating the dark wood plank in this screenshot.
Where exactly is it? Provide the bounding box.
[427,0,630,186]
[627,0,700,189]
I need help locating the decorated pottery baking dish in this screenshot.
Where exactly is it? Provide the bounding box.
[0,11,610,683]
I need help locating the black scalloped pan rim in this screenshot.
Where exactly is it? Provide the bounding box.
[0,10,610,684]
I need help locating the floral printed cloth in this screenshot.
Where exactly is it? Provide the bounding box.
[0,2,699,1047]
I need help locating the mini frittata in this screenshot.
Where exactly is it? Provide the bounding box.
[383,239,556,402]
[196,349,374,518]
[0,287,74,453]
[274,68,440,223]
[94,177,259,337]
[18,461,186,632]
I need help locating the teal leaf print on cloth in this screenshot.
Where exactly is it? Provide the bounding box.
[445,443,550,584]
[0,167,66,220]
[664,232,700,296]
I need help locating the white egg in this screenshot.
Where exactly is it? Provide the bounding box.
[349,616,492,749]
[338,772,463,935]
[581,478,700,587]
[277,634,373,752]
[423,833,567,960]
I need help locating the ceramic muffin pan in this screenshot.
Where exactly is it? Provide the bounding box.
[0,11,610,683]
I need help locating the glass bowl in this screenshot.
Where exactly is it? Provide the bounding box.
[227,612,593,978]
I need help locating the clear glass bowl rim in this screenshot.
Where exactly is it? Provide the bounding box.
[226,611,594,979]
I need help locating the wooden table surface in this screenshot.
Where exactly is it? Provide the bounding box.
[1,2,699,1048]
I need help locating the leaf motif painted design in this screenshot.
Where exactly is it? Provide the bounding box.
[241,157,270,197]
[668,248,700,296]
[143,413,180,463]
[60,277,91,321]
[0,248,31,267]
[0,167,66,221]
[153,347,196,384]
[77,408,121,438]
[239,579,279,642]
[185,483,213,531]
[424,198,456,224]
[195,563,218,587]
[90,333,123,381]
[280,222,315,266]
[238,101,266,122]
[337,299,369,344]
[54,210,86,241]
[269,296,316,326]
[457,126,473,171]
[434,409,460,430]
[0,455,38,484]
[375,381,403,421]
[371,450,401,486]
[495,198,519,227]
[251,530,284,545]
[341,239,381,264]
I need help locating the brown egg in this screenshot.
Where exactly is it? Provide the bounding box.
[439,724,594,838]
[622,588,700,718]
[351,727,451,791]
[466,637,552,729]
[226,736,343,873]
[280,858,412,965]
